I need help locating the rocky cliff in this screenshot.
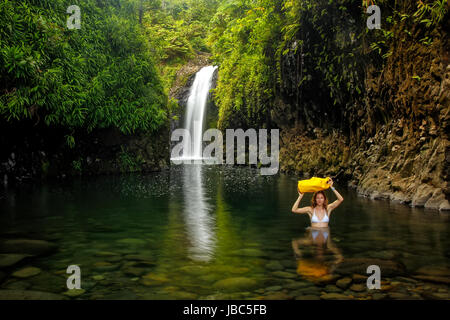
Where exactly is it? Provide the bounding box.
[278,7,450,211]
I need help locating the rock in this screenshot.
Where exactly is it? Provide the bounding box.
[63,289,86,298]
[310,274,340,285]
[388,292,412,300]
[95,251,120,257]
[412,275,450,285]
[123,254,154,262]
[232,248,267,258]
[424,189,447,210]
[349,284,366,292]
[12,267,41,278]
[116,238,147,246]
[122,267,147,277]
[0,289,66,300]
[352,274,367,283]
[272,271,297,279]
[421,291,449,299]
[93,261,120,272]
[334,259,406,277]
[2,280,31,290]
[324,285,342,293]
[213,277,258,292]
[179,265,207,275]
[0,254,31,268]
[170,291,198,300]
[371,292,386,300]
[295,294,320,300]
[320,293,349,300]
[411,184,435,207]
[412,265,450,285]
[141,273,169,286]
[266,261,284,271]
[266,286,283,292]
[262,292,293,300]
[0,239,57,256]
[284,281,313,289]
[28,272,66,292]
[414,265,450,277]
[336,277,352,289]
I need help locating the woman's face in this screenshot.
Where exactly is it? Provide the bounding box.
[315,193,325,206]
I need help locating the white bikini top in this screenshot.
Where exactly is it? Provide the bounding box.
[311,207,329,223]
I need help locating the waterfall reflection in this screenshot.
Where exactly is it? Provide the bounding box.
[182,164,216,262]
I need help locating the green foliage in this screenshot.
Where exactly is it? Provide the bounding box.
[118,145,143,172]
[142,0,220,91]
[0,0,168,140]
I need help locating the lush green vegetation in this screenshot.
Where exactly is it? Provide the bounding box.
[1,0,446,147]
[208,0,448,130]
[0,0,169,147]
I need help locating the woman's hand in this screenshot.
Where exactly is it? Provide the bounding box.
[298,190,304,196]
[328,178,334,187]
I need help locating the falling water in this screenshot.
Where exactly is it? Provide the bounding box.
[183,65,218,160]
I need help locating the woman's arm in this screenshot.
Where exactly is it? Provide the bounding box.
[327,179,344,211]
[291,192,311,214]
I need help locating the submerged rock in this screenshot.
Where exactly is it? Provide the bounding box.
[231,248,267,258]
[412,265,450,285]
[0,254,32,268]
[116,238,147,246]
[12,267,41,278]
[262,292,293,300]
[63,289,86,298]
[0,239,57,256]
[336,277,352,289]
[295,294,320,300]
[333,258,406,277]
[266,261,284,271]
[141,273,169,286]
[213,277,258,292]
[272,271,297,279]
[0,289,66,300]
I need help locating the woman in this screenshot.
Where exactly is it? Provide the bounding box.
[291,178,344,230]
[291,178,345,280]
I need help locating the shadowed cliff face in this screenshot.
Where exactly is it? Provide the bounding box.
[277,5,450,211]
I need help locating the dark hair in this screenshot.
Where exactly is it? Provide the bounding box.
[311,191,328,213]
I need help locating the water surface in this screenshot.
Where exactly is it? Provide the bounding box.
[0,165,449,299]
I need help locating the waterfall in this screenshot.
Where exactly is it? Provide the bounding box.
[183,65,217,160]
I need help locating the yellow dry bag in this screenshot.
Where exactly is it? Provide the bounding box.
[298,176,331,193]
